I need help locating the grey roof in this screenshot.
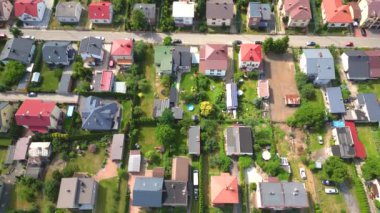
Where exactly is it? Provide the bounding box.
[57,177,98,209]
[57,73,72,94]
[226,83,238,110]
[153,99,170,118]
[110,134,124,161]
[133,177,163,207]
[259,182,309,209]
[173,46,192,72]
[128,150,141,172]
[42,41,74,64]
[13,137,30,161]
[169,87,177,105]
[79,37,103,56]
[25,166,42,179]
[162,180,188,206]
[188,126,200,155]
[358,93,380,122]
[55,1,82,18]
[0,102,8,110]
[80,96,120,131]
[326,87,345,113]
[0,38,34,64]
[171,107,183,120]
[225,126,253,155]
[343,50,370,79]
[248,2,271,20]
[302,49,335,81]
[333,127,355,158]
[133,3,156,23]
[5,145,15,165]
[17,72,31,91]
[206,0,234,19]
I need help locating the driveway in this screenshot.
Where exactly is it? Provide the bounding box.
[0,92,79,104]
[94,158,118,181]
[0,182,12,213]
[265,53,299,122]
[340,180,360,213]
[93,44,111,72]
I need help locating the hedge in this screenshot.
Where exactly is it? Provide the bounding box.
[352,175,370,213]
[79,91,129,100]
[198,155,204,213]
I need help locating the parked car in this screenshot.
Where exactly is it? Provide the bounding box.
[109,59,115,68]
[233,40,242,46]
[193,170,199,200]
[28,92,37,97]
[325,187,339,194]
[360,28,367,37]
[95,36,105,41]
[22,35,35,40]
[346,42,354,47]
[322,180,335,186]
[172,39,182,45]
[318,135,323,145]
[299,168,307,180]
[0,33,7,40]
[255,41,263,45]
[306,41,316,46]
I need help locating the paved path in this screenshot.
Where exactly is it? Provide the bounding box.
[0,92,79,104]
[340,180,360,213]
[2,29,380,48]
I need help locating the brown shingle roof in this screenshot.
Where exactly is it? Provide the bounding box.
[171,157,190,182]
[206,0,234,19]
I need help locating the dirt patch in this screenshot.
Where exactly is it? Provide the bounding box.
[264,53,299,122]
[276,124,306,158]
[94,158,118,181]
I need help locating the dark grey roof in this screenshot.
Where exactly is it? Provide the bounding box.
[206,0,234,19]
[153,99,170,118]
[259,182,309,209]
[80,96,120,131]
[42,41,74,64]
[110,134,124,161]
[188,126,200,155]
[248,2,271,20]
[78,178,97,206]
[25,166,42,179]
[0,38,34,64]
[331,145,341,157]
[358,93,380,122]
[162,180,188,206]
[226,83,238,110]
[334,127,355,158]
[55,1,82,18]
[169,87,177,105]
[57,177,98,209]
[173,46,191,72]
[79,37,103,56]
[0,102,8,110]
[133,177,163,208]
[17,72,31,91]
[133,3,156,23]
[344,50,370,79]
[326,87,345,114]
[171,107,183,120]
[225,126,253,155]
[57,73,72,94]
[5,145,15,165]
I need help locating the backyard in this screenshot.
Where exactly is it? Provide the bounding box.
[140,46,156,116]
[120,100,132,131]
[30,63,63,92]
[96,178,119,213]
[66,147,107,175]
[357,80,380,98]
[356,125,380,159]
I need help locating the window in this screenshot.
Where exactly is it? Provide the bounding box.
[222,18,226,21]
[331,23,335,27]
[212,18,216,21]
[212,22,215,25]
[340,23,345,27]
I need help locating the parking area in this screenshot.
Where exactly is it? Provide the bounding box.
[264,53,299,122]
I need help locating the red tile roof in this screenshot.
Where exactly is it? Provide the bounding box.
[240,44,262,62]
[15,99,56,133]
[345,121,366,159]
[322,0,352,23]
[283,0,312,20]
[111,39,133,56]
[284,94,301,105]
[199,44,228,73]
[211,173,239,204]
[88,2,112,20]
[15,0,43,17]
[100,71,114,91]
[365,50,380,78]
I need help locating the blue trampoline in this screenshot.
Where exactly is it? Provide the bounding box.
[332,120,345,128]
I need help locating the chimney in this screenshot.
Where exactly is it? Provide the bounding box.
[67,189,71,193]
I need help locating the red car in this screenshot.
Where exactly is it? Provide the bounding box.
[346,42,354,47]
[0,33,7,39]
[109,59,114,68]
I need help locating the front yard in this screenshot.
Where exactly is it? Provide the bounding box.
[140,46,156,116]
[96,177,119,213]
[29,63,63,92]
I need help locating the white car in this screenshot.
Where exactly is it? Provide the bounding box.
[325,188,339,194]
[299,168,307,180]
[95,36,105,41]
[318,135,323,145]
[22,35,35,40]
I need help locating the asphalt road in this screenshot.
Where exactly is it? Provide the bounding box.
[0,92,79,104]
[2,29,380,48]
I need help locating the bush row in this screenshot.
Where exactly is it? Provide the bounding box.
[198,155,205,213]
[80,91,129,100]
[352,175,371,213]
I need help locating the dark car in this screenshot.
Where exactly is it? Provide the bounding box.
[346,42,354,47]
[322,180,335,186]
[255,41,263,45]
[0,33,7,40]
[172,39,182,45]
[306,41,316,46]
[28,92,37,97]
[232,40,242,46]
[360,28,367,37]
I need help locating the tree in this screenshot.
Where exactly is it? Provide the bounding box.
[75,81,91,93]
[209,154,231,172]
[361,157,380,180]
[238,156,253,170]
[203,137,218,152]
[138,79,150,93]
[287,102,325,130]
[1,61,25,86]
[300,84,316,100]
[112,0,125,13]
[262,36,289,54]
[134,41,147,63]
[44,179,60,202]
[163,36,172,46]
[200,101,213,117]
[159,108,174,125]
[145,150,160,164]
[160,75,171,87]
[262,37,274,54]
[9,27,22,38]
[72,61,92,80]
[160,18,175,32]
[321,156,348,184]
[131,9,148,31]
[155,124,176,148]
[17,176,42,202]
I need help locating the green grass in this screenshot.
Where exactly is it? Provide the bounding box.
[314,172,347,212]
[66,148,106,175]
[0,148,7,173]
[309,127,327,152]
[356,125,380,158]
[0,138,11,147]
[49,10,89,30]
[96,178,119,213]
[30,63,63,92]
[139,127,159,155]
[140,46,155,117]
[120,100,132,131]
[357,80,380,98]
[210,206,234,213]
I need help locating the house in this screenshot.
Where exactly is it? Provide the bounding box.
[356,93,380,122]
[57,73,73,94]
[132,177,164,208]
[226,83,238,110]
[169,87,177,107]
[358,0,380,29]
[341,50,370,80]
[79,96,120,131]
[173,46,192,72]
[15,0,46,22]
[15,100,62,133]
[133,3,156,25]
[171,107,183,120]
[42,41,75,65]
[239,44,262,71]
[366,50,380,78]
[163,180,188,206]
[331,127,356,158]
[0,38,35,64]
[369,179,380,201]
[258,80,270,99]
[93,71,115,92]
[210,173,239,205]
[55,1,82,23]
[300,49,335,85]
[321,0,353,28]
[128,150,141,173]
[206,0,234,26]
[0,0,13,21]
[154,45,173,75]
[172,157,190,182]
[79,36,104,65]
[13,137,31,161]
[88,2,113,24]
[188,126,200,155]
[0,102,14,133]
[278,0,312,28]
[111,39,134,68]
[225,126,253,156]
[172,1,195,26]
[284,94,301,107]
[247,2,272,29]
[110,134,124,163]
[256,182,309,210]
[28,142,52,158]
[153,99,170,118]
[57,177,98,210]
[345,121,366,159]
[200,44,229,77]
[325,87,346,114]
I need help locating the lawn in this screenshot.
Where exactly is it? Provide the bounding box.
[140,46,156,117]
[356,125,380,158]
[139,127,159,155]
[120,100,132,131]
[314,172,347,212]
[308,127,327,152]
[0,148,8,173]
[357,80,380,98]
[0,138,11,147]
[30,63,63,92]
[66,148,107,175]
[96,178,119,213]
[49,10,89,30]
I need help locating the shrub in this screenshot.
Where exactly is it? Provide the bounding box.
[375,200,380,209]
[250,183,257,191]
